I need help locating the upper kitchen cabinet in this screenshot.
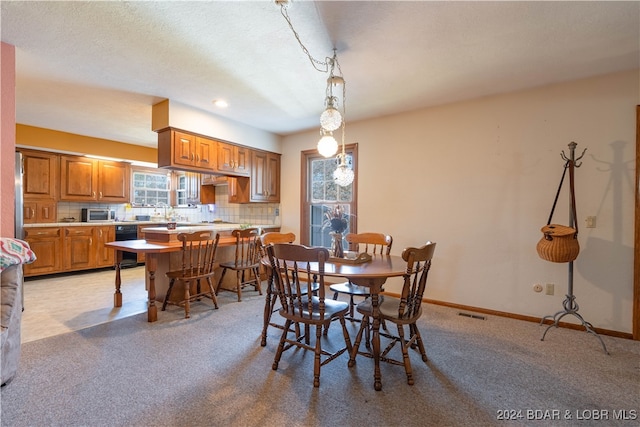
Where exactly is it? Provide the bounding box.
[250,150,280,203]
[59,155,130,203]
[19,149,59,224]
[157,129,215,172]
[19,149,58,200]
[217,141,250,177]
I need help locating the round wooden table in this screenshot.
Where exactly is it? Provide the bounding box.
[306,254,408,391]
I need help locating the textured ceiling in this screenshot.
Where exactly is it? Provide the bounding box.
[1,1,639,148]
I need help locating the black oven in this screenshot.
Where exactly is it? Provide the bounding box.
[115,224,138,268]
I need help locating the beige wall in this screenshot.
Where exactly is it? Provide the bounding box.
[280,69,639,334]
[1,42,16,237]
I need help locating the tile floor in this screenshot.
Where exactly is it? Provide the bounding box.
[21,266,148,343]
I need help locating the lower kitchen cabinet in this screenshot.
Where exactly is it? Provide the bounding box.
[24,225,117,277]
[95,226,116,267]
[23,227,63,276]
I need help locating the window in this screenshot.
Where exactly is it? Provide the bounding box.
[301,144,357,247]
[131,169,171,206]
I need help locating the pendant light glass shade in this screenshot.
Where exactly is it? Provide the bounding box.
[333,152,354,186]
[333,163,354,187]
[320,107,342,132]
[317,133,338,157]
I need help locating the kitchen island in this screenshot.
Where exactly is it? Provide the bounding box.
[106,224,278,322]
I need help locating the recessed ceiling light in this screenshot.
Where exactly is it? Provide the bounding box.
[213,99,228,108]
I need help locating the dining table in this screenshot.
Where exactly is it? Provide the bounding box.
[290,253,409,391]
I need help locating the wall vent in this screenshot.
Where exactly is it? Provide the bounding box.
[458,312,486,320]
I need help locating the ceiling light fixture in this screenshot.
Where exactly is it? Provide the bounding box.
[279,0,354,187]
[213,99,228,108]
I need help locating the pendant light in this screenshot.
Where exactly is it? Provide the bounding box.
[279,1,354,186]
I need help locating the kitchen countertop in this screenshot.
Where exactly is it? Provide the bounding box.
[23,221,280,232]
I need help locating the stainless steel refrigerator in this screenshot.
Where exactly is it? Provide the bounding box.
[14,152,23,239]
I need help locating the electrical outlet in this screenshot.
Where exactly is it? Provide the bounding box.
[533,284,543,293]
[586,216,596,228]
[546,283,554,295]
[275,208,279,216]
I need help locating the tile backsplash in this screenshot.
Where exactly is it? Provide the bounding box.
[57,186,280,225]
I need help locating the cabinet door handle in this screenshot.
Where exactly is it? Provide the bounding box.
[90,237,93,246]
[30,208,35,218]
[92,191,96,198]
[99,191,103,199]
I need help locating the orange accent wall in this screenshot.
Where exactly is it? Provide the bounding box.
[1,42,16,237]
[16,124,157,163]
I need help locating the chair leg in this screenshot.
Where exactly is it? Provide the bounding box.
[411,323,428,363]
[273,319,292,371]
[206,277,219,309]
[183,280,191,319]
[396,324,414,385]
[162,278,175,311]
[216,268,228,295]
[253,267,263,295]
[236,270,243,302]
[349,315,368,367]
[338,315,353,355]
[313,324,322,387]
[261,279,276,347]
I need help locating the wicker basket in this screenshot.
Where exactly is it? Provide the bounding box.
[536,224,579,263]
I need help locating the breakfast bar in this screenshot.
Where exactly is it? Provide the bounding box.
[106,224,278,322]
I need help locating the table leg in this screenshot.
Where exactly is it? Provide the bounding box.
[113,250,123,307]
[146,253,158,322]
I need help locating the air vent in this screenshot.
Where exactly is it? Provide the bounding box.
[458,312,486,320]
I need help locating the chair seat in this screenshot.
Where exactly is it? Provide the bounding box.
[280,297,350,323]
[356,296,423,323]
[329,282,370,296]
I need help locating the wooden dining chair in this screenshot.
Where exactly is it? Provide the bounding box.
[216,228,262,302]
[331,232,393,321]
[162,231,220,319]
[259,231,296,346]
[266,243,353,387]
[349,241,436,386]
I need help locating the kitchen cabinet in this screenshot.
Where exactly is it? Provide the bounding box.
[176,171,201,206]
[217,141,250,176]
[19,149,58,200]
[157,129,215,172]
[250,150,280,202]
[59,155,130,203]
[64,225,116,271]
[23,225,117,276]
[23,201,57,224]
[19,149,58,224]
[64,226,95,270]
[23,227,63,276]
[95,225,116,268]
[137,225,147,263]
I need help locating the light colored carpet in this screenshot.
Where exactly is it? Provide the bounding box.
[2,288,638,427]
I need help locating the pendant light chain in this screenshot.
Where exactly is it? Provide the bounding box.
[280,4,329,73]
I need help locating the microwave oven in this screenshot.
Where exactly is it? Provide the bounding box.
[81,208,115,222]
